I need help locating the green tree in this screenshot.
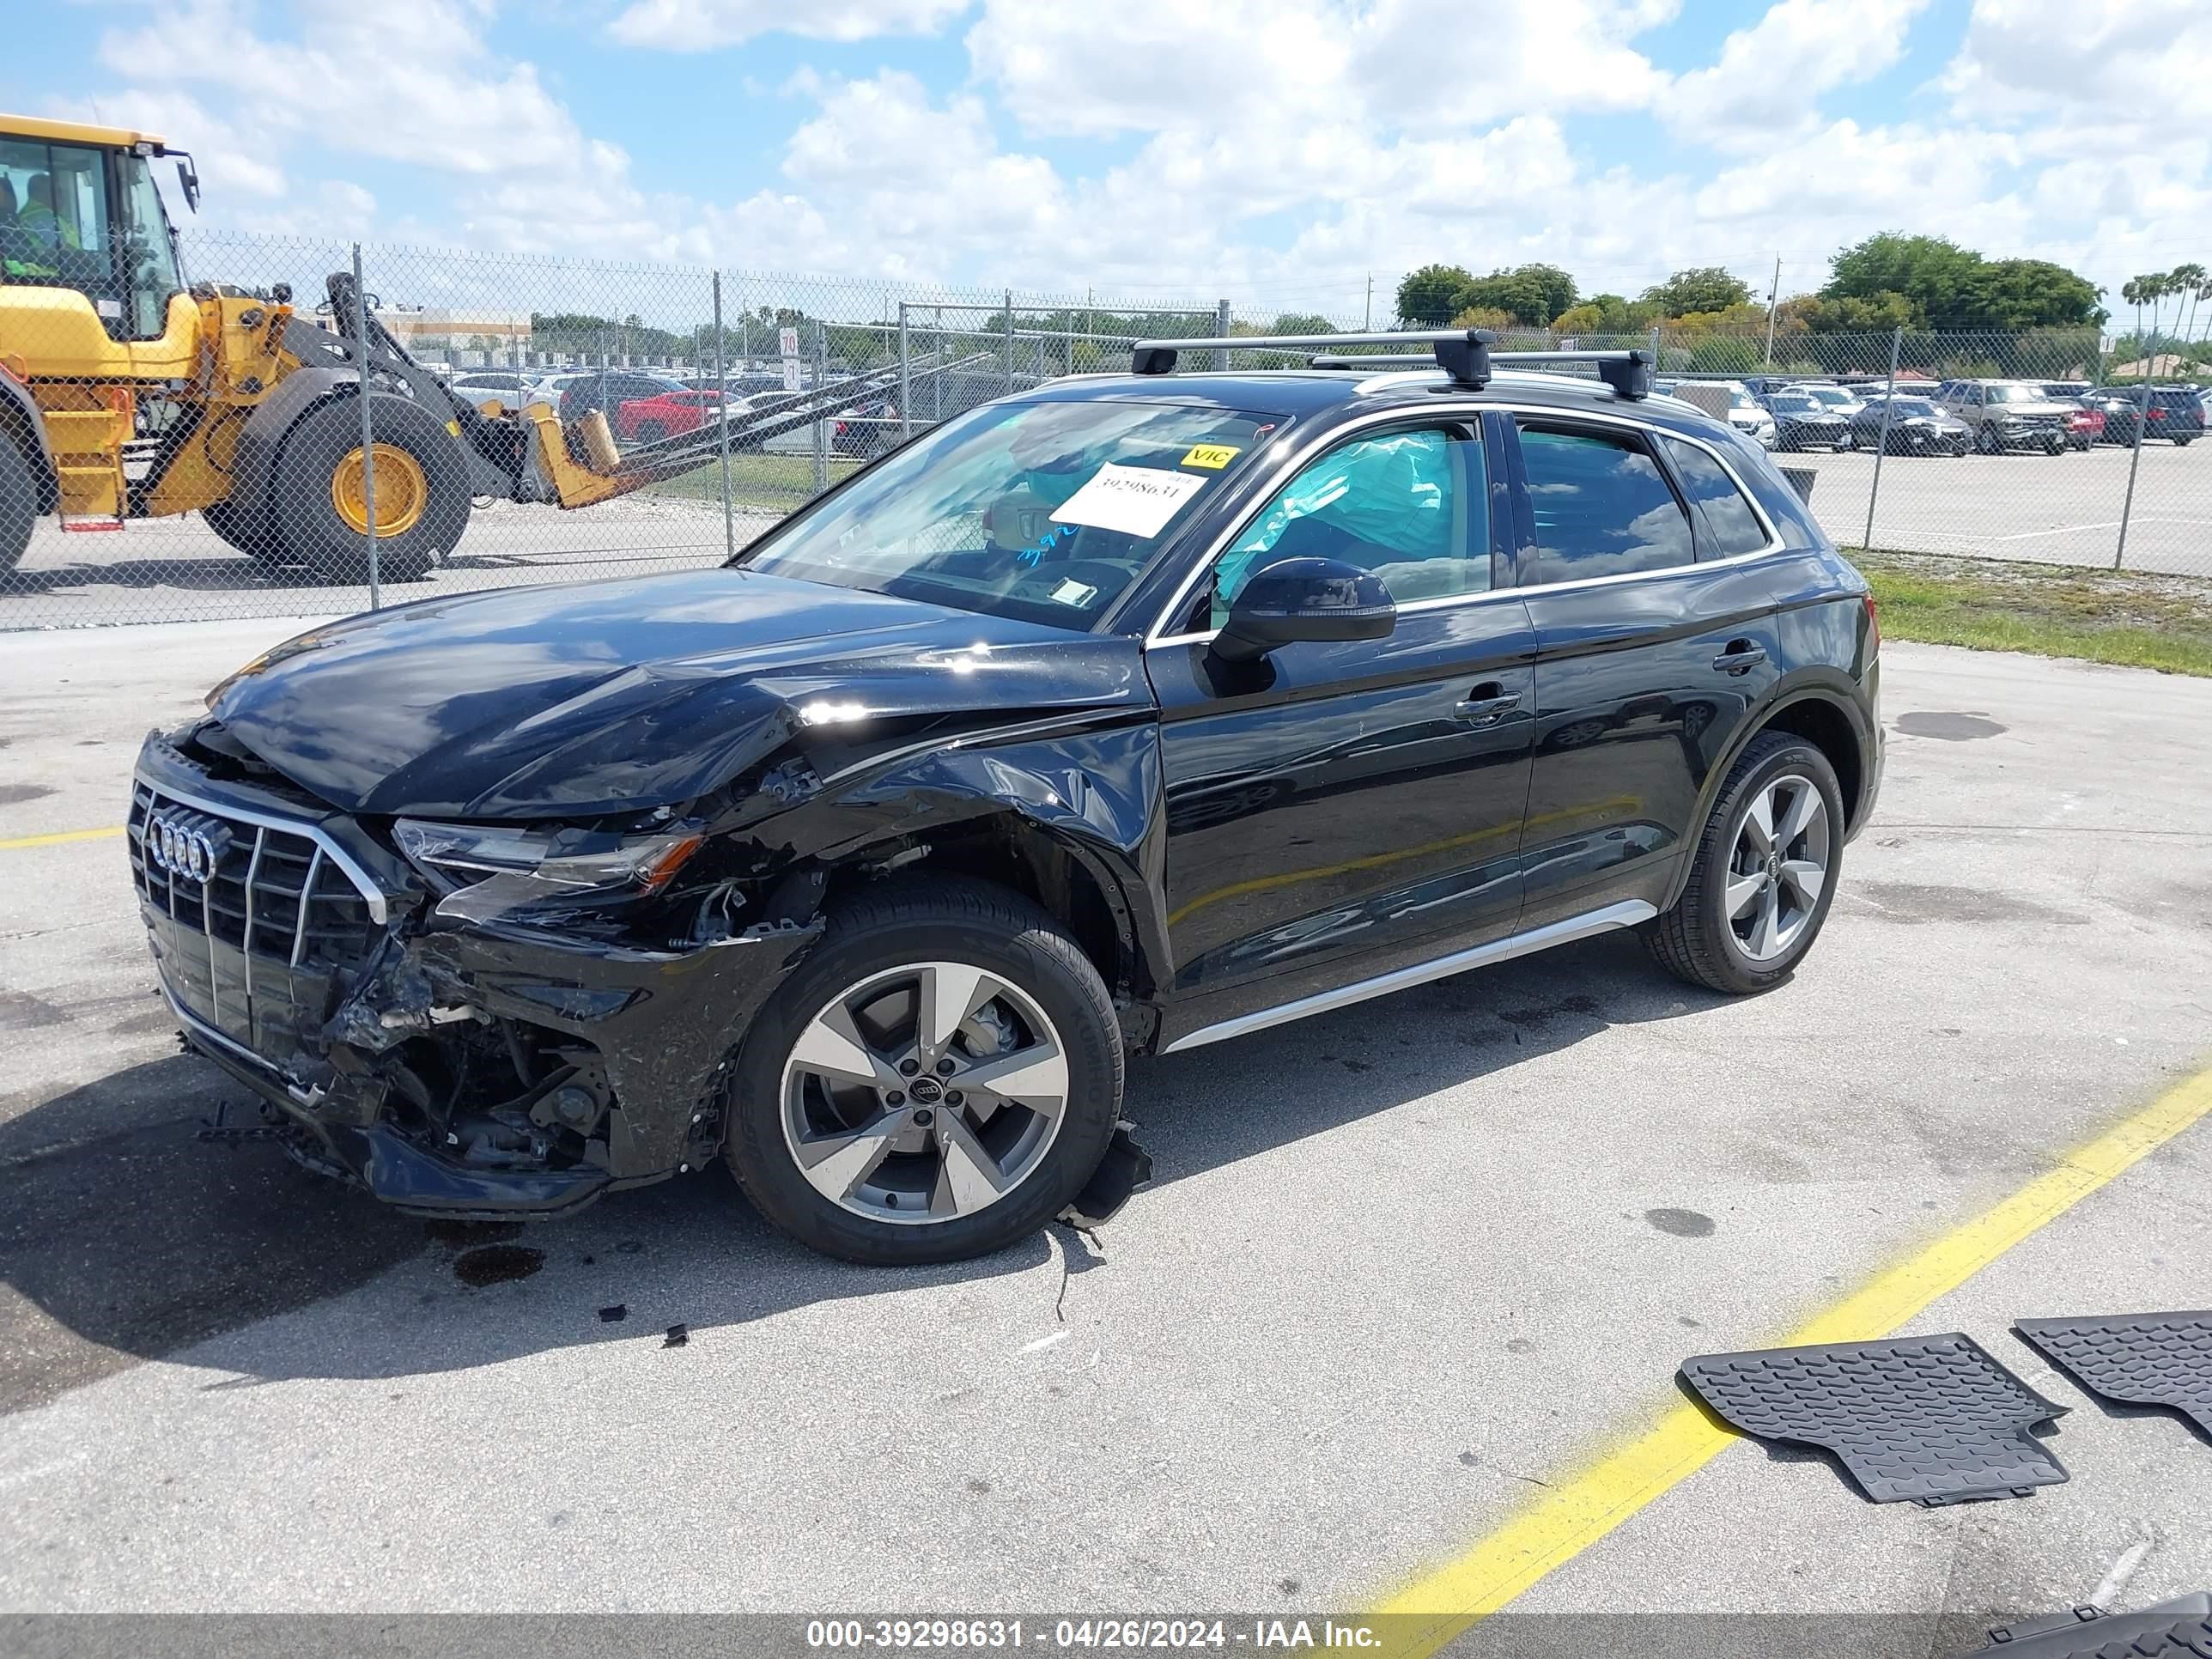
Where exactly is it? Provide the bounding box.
[1455,262,1578,326]
[1446,303,1518,332]
[1825,233,1979,316]
[1955,259,2105,329]
[1686,336,1759,374]
[1270,312,1336,336]
[1778,291,1922,333]
[1643,267,1752,317]
[1826,233,2102,330]
[1396,264,1475,325]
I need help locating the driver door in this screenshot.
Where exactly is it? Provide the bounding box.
[1146,417,1538,1039]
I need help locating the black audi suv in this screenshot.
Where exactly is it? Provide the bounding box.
[131,336,1882,1264]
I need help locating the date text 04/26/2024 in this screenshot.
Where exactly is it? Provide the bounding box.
[805,1619,1385,1650]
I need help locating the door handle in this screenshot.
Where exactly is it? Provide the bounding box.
[1452,683,1523,726]
[1711,641,1767,675]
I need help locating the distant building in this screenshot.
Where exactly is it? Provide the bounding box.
[2106,352,2198,380]
[372,306,532,354]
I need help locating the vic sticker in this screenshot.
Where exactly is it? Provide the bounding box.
[1049,465,1206,539]
[1180,443,1241,470]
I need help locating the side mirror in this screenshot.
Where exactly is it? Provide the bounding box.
[174,155,201,214]
[1212,556,1395,665]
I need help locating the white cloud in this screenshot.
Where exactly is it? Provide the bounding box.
[1942,0,2212,121]
[609,0,968,51]
[1666,0,1931,143]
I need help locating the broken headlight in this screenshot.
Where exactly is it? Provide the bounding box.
[394,818,704,926]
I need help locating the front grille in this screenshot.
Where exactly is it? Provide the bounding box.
[129,779,384,1048]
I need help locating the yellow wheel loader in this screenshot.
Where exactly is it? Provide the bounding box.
[0,112,950,583]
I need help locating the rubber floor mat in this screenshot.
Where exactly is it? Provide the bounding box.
[1954,1593,2212,1656]
[2016,1312,2212,1438]
[1680,1333,2069,1505]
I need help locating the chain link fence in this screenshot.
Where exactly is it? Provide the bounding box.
[2,226,2206,630]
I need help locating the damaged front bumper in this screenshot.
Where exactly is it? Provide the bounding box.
[133,732,823,1219]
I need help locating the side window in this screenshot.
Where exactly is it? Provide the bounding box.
[1658,436,1770,558]
[1514,424,1694,584]
[1208,428,1486,624]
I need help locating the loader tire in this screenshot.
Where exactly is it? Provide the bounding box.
[271,393,469,584]
[0,429,34,580]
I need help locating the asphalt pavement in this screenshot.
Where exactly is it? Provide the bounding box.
[0,621,2208,1651]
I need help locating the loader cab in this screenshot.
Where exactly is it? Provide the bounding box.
[0,118,186,343]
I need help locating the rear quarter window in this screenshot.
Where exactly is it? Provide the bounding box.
[1659,436,1771,558]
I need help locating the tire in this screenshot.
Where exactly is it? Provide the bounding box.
[0,429,35,579]
[2176,435,2195,448]
[723,876,1125,1265]
[1644,732,1845,996]
[1974,423,2000,455]
[270,393,469,582]
[2043,434,2064,456]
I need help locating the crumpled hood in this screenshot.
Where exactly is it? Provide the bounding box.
[208,568,1149,818]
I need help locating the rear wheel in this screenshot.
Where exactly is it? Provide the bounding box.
[271,394,469,582]
[723,877,1124,1265]
[1975,424,2000,455]
[1646,732,1844,995]
[0,430,36,578]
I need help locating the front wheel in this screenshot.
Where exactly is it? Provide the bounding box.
[1645,732,1844,995]
[724,877,1125,1264]
[1975,424,2000,455]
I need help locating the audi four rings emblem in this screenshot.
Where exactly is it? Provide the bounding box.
[148,811,228,883]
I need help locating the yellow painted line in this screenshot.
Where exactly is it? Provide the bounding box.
[1369,1062,2212,1659]
[0,824,126,851]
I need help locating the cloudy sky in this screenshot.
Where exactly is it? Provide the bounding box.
[9,0,2209,319]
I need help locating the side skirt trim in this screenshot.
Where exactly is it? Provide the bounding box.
[1159,899,1657,1054]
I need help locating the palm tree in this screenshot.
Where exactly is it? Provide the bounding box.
[2176,263,2212,367]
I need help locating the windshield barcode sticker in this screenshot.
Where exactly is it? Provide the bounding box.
[1049,464,1206,539]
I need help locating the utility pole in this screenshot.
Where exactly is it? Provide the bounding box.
[1364,274,1374,331]
[1762,254,1781,368]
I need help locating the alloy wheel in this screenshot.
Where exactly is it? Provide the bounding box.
[1726,773,1831,963]
[780,962,1069,1225]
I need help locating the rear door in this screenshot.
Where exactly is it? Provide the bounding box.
[1148,416,1538,1025]
[1504,416,1785,932]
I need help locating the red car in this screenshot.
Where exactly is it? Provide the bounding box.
[2063,402,2105,451]
[613,388,726,445]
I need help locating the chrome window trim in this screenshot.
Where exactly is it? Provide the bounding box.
[1160,898,1657,1053]
[1143,399,1784,649]
[130,776,389,924]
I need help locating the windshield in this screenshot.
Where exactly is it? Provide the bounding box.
[1771,394,1817,412]
[738,398,1273,629]
[1887,398,1936,417]
[1802,386,1852,406]
[1986,384,2045,404]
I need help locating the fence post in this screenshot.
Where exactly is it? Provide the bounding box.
[713,270,734,560]
[1648,324,1661,373]
[1215,298,1231,371]
[813,321,829,494]
[1861,327,1903,554]
[2114,380,2154,570]
[897,301,912,439]
[1003,290,1015,393]
[350,242,380,612]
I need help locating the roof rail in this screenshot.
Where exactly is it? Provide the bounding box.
[1133,331,1653,399]
[1132,328,1495,386]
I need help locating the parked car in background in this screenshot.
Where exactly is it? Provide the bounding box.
[1848,394,1970,456]
[831,392,902,458]
[1759,389,1855,452]
[447,370,537,410]
[1939,380,2071,454]
[2060,399,2104,450]
[614,386,728,444]
[558,371,688,422]
[2088,386,2204,447]
[1722,385,1778,448]
[2041,381,2092,402]
[1793,383,1866,422]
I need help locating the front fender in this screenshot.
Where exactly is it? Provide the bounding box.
[757,716,1175,1003]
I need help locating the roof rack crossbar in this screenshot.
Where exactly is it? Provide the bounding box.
[1133,333,1653,398]
[1131,328,1496,386]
